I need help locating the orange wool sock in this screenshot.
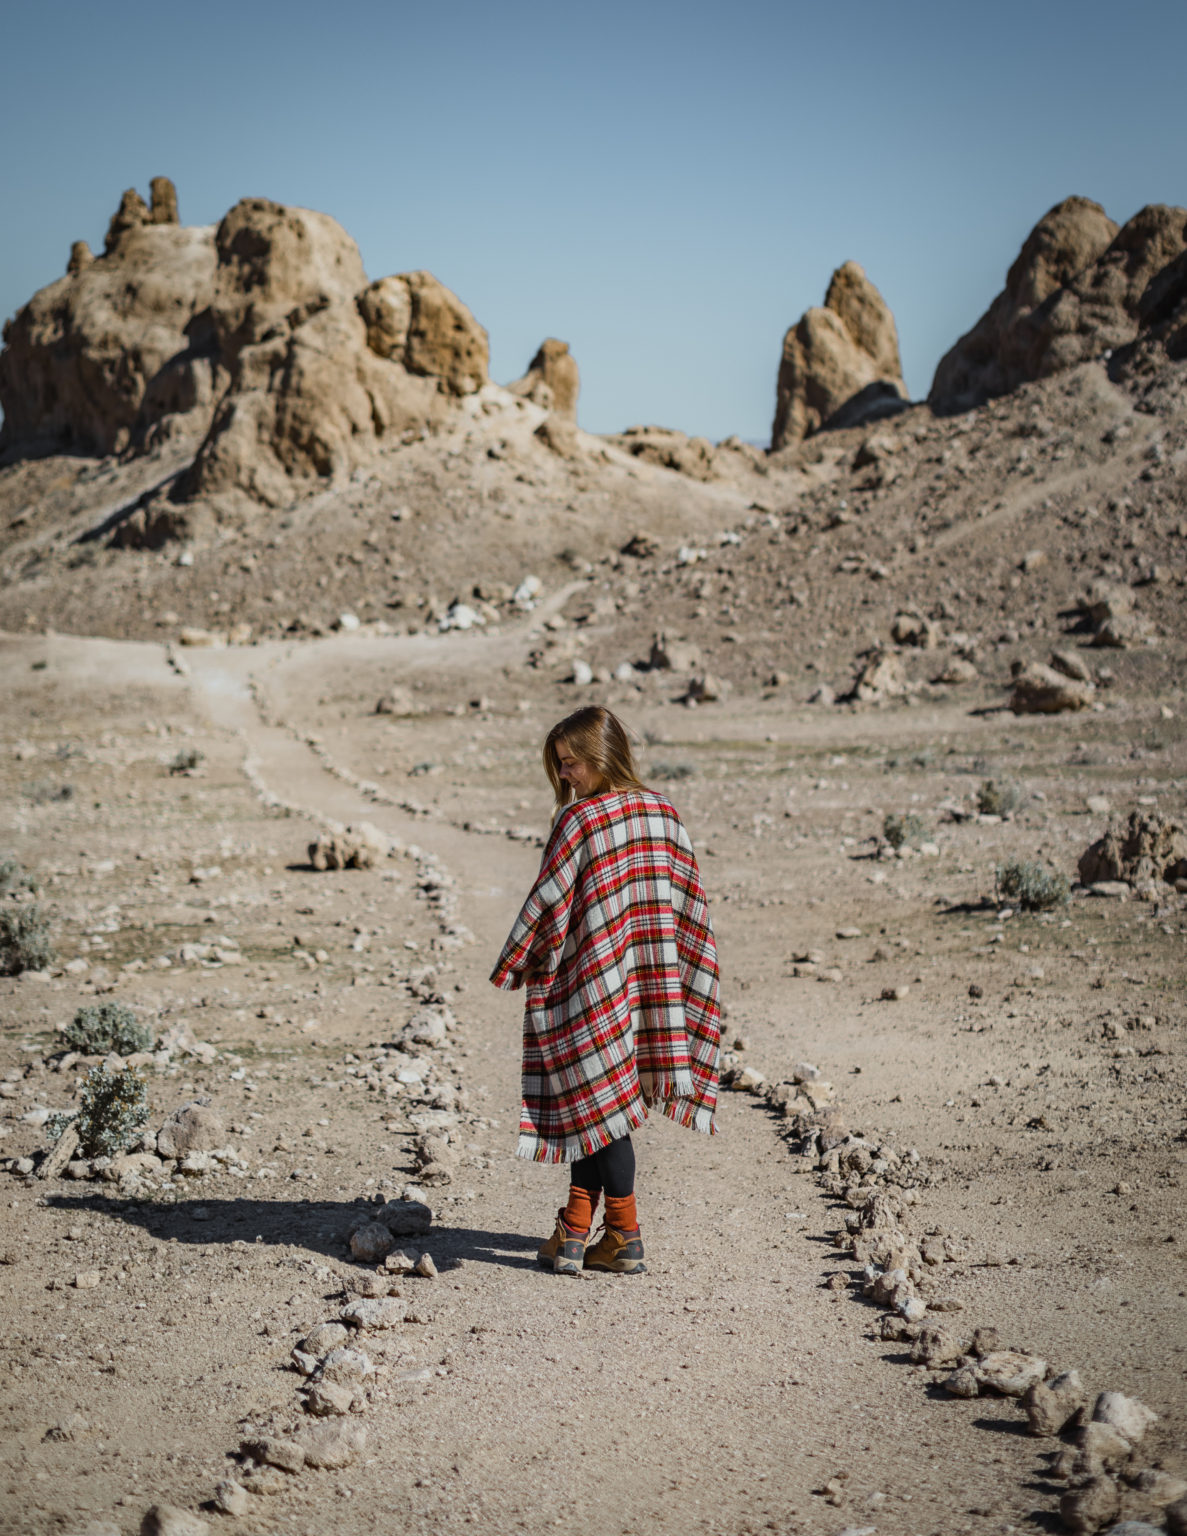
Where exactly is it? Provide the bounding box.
[562,1185,598,1234]
[604,1193,638,1233]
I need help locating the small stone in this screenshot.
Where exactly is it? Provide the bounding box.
[212,1480,248,1517]
[296,1420,367,1471]
[1086,796,1112,815]
[240,1437,305,1474]
[349,1222,395,1263]
[879,1314,922,1342]
[74,1270,101,1289]
[825,1272,849,1292]
[881,984,910,1001]
[836,927,862,940]
[377,1199,432,1237]
[1131,1471,1187,1508]
[156,1102,225,1159]
[43,1412,90,1441]
[239,1470,286,1496]
[1092,1392,1158,1447]
[943,1365,982,1398]
[317,1347,373,1386]
[139,1507,210,1536]
[290,1348,318,1377]
[299,1322,349,1356]
[1076,1422,1137,1478]
[897,1295,927,1324]
[1060,1477,1120,1534]
[976,1350,1048,1397]
[414,1252,438,1279]
[1025,1370,1088,1436]
[971,1327,1000,1357]
[341,1296,405,1330]
[383,1250,416,1274]
[909,1324,965,1368]
[348,1272,390,1298]
[304,1380,353,1417]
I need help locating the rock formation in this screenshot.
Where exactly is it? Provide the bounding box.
[508,338,580,418]
[930,196,1187,412]
[771,261,907,449]
[0,182,491,508]
[607,425,717,480]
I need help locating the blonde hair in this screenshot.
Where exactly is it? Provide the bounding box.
[543,707,647,814]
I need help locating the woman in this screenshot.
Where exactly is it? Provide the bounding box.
[489,706,721,1276]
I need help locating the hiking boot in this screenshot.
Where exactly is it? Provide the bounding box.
[536,1211,590,1276]
[584,1225,646,1275]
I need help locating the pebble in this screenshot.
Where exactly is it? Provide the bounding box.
[384,1250,417,1274]
[74,1270,101,1290]
[880,984,910,1001]
[414,1252,438,1279]
[836,927,862,940]
[349,1273,391,1298]
[212,1480,248,1517]
[139,1508,210,1536]
[290,1348,318,1377]
[240,1469,287,1496]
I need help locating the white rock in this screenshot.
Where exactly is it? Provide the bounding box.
[1093,1390,1158,1446]
[212,1480,248,1517]
[341,1296,406,1330]
[317,1347,373,1385]
[571,660,593,686]
[299,1322,348,1355]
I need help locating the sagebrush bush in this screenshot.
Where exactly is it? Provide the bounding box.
[169,747,204,775]
[64,1002,154,1056]
[0,856,37,895]
[0,904,55,974]
[883,811,926,849]
[995,859,1070,911]
[978,778,1022,816]
[69,1064,149,1158]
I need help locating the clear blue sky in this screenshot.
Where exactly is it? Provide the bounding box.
[2,0,1184,442]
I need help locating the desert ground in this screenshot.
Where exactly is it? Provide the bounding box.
[0,183,1185,1536]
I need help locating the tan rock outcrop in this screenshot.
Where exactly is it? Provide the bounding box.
[0,183,494,509]
[509,338,580,418]
[772,261,907,448]
[67,241,92,277]
[0,217,219,456]
[930,196,1187,411]
[608,425,717,480]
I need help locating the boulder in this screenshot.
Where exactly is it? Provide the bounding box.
[1079,811,1187,888]
[356,270,488,395]
[509,337,580,418]
[847,649,907,703]
[930,196,1187,412]
[534,412,581,458]
[1025,1370,1089,1436]
[1060,1477,1120,1534]
[156,1101,225,1159]
[1091,1391,1158,1447]
[150,177,180,226]
[1009,661,1094,714]
[772,261,907,448]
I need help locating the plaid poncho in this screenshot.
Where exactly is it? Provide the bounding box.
[490,788,721,1162]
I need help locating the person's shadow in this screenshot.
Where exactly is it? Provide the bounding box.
[45,1192,540,1270]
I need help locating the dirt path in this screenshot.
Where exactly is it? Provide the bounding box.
[0,626,1182,1536]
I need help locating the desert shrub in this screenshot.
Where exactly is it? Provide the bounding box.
[0,856,38,895]
[995,859,1070,911]
[169,747,204,775]
[883,812,926,849]
[977,778,1022,816]
[64,1002,154,1056]
[651,761,695,781]
[0,904,54,974]
[68,1064,149,1158]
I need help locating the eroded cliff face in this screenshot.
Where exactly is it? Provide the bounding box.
[930,196,1187,414]
[771,261,908,450]
[0,182,490,505]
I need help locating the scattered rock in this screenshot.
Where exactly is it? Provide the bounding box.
[156,1102,225,1159]
[295,1420,367,1471]
[377,1198,432,1237]
[414,1252,438,1279]
[847,650,907,703]
[1060,1477,1121,1534]
[304,1379,354,1417]
[1026,1370,1089,1436]
[212,1481,248,1517]
[240,1436,305,1474]
[1079,812,1187,889]
[1010,661,1094,714]
[909,1325,965,1368]
[341,1296,406,1330]
[1051,649,1093,682]
[943,1365,982,1398]
[1092,1392,1158,1446]
[1076,1422,1137,1478]
[349,1221,395,1263]
[976,1350,1048,1397]
[298,1322,349,1356]
[308,829,377,872]
[317,1347,373,1386]
[1130,1471,1187,1509]
[139,1508,210,1536]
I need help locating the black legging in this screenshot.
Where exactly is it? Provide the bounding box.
[569,1135,635,1198]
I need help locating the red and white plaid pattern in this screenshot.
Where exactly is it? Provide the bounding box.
[490,789,721,1162]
